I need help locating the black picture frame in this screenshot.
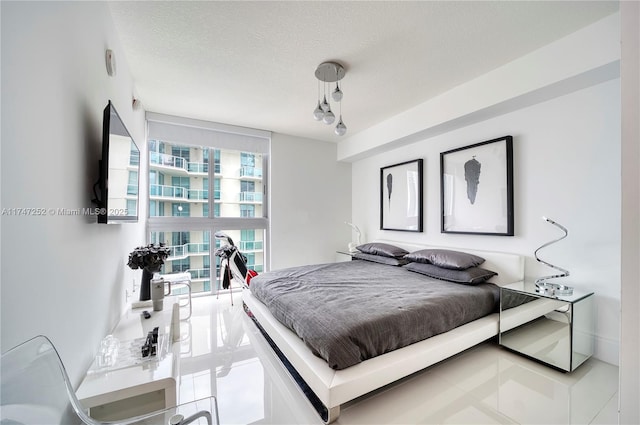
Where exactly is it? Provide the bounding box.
[380,158,423,232]
[440,136,514,236]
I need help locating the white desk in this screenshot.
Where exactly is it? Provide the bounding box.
[76,301,181,421]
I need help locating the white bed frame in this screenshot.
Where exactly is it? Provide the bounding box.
[242,241,524,423]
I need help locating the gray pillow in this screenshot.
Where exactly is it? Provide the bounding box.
[404,249,485,270]
[356,242,408,258]
[404,262,497,285]
[353,252,410,266]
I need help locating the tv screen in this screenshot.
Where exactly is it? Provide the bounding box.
[95,101,140,223]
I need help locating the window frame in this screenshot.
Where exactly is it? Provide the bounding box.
[145,113,270,295]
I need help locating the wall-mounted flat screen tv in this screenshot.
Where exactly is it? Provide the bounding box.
[94,100,140,223]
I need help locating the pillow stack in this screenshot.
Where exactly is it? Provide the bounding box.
[403,249,497,284]
[353,242,410,266]
[352,243,498,284]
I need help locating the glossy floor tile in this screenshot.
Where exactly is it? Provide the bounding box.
[178,293,619,425]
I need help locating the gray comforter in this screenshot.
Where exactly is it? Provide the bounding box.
[250,260,499,370]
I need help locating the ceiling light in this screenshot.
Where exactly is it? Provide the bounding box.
[313,101,324,121]
[313,61,347,136]
[332,83,343,102]
[335,116,347,136]
[320,95,330,112]
[323,109,335,125]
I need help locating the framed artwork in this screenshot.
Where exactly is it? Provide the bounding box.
[440,136,514,236]
[380,158,423,232]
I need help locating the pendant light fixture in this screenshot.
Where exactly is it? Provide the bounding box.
[312,61,347,136]
[332,81,343,102]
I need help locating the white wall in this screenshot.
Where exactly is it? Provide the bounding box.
[0,1,146,386]
[351,79,620,365]
[270,133,351,270]
[619,1,640,423]
[344,13,622,366]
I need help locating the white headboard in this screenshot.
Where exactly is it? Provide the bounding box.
[375,240,524,286]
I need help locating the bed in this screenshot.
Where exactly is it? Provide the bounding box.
[242,240,524,423]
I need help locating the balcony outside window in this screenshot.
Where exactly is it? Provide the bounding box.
[148,136,268,295]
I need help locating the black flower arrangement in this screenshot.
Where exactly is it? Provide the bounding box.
[128,243,171,302]
[127,243,171,272]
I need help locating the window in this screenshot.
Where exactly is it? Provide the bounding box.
[149,140,165,153]
[130,144,140,166]
[213,149,221,174]
[127,171,138,195]
[240,181,254,192]
[149,201,164,217]
[213,178,220,200]
[172,146,190,161]
[172,257,190,273]
[172,203,190,217]
[150,231,165,245]
[127,199,137,214]
[146,113,270,294]
[240,205,255,218]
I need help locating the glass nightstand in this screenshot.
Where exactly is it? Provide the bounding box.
[335,250,357,262]
[499,281,594,372]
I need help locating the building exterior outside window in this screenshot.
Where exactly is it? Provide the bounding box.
[148,139,267,294]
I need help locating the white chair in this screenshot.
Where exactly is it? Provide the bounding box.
[159,272,192,320]
[1,335,217,425]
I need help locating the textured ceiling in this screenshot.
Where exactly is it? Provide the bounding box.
[108,1,618,143]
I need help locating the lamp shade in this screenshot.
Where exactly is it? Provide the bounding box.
[313,101,324,121]
[320,95,330,112]
[323,110,335,125]
[332,85,343,102]
[335,116,347,136]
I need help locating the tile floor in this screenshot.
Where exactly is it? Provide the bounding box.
[177,292,619,425]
